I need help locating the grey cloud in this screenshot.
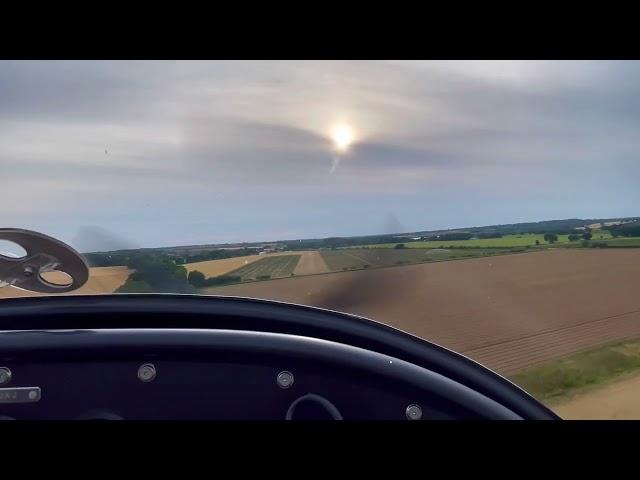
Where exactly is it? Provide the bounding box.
[183,118,330,151]
[2,60,640,246]
[347,141,458,169]
[0,61,171,123]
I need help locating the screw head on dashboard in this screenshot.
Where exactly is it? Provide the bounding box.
[276,371,294,389]
[405,404,422,420]
[0,367,12,385]
[137,363,157,382]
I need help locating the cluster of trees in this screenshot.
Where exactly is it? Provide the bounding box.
[312,235,419,250]
[116,254,196,294]
[543,230,593,244]
[280,233,440,250]
[186,271,242,287]
[466,218,636,236]
[566,232,592,242]
[603,221,640,238]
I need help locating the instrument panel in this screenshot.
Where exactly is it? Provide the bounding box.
[0,359,462,420]
[0,296,554,420]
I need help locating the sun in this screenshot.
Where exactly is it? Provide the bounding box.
[330,124,355,152]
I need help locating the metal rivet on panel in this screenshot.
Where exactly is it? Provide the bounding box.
[276,371,294,389]
[406,404,422,420]
[137,363,157,382]
[0,367,12,386]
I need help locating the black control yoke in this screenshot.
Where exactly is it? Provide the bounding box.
[0,228,89,293]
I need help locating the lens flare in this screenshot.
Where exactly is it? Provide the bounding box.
[331,124,354,152]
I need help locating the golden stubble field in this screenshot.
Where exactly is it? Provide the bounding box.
[0,266,132,298]
[183,254,267,277]
[183,251,329,277]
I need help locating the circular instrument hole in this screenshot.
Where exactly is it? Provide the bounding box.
[0,240,27,259]
[40,270,74,287]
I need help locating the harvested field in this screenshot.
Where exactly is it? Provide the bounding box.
[320,248,510,271]
[184,248,503,280]
[226,254,301,281]
[294,251,330,275]
[0,266,131,298]
[184,251,315,278]
[204,249,640,376]
[184,254,265,277]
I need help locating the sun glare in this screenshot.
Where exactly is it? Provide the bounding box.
[331,124,354,152]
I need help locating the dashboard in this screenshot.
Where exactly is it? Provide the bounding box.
[1,358,464,420]
[0,329,512,420]
[0,295,559,421]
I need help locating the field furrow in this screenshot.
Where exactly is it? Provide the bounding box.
[205,249,640,376]
[224,255,301,281]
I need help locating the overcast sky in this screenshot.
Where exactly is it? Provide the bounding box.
[2,60,639,251]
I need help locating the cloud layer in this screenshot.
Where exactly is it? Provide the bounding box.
[2,60,639,249]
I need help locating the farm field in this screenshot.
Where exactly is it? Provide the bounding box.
[320,248,515,271]
[184,251,326,279]
[293,251,330,275]
[225,254,301,281]
[598,237,640,247]
[0,266,131,298]
[361,232,614,248]
[509,336,640,404]
[505,333,640,418]
[184,254,266,277]
[204,249,640,380]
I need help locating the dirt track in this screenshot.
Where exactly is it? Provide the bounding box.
[206,249,640,375]
[294,251,330,275]
[553,372,640,419]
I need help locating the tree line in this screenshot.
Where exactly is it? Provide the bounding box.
[603,221,640,238]
[542,231,592,244]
